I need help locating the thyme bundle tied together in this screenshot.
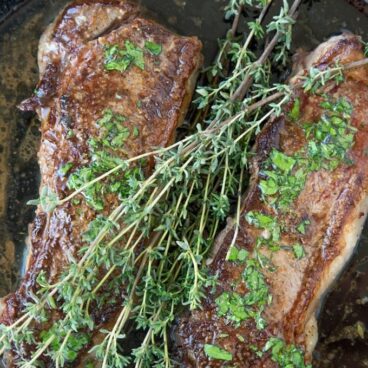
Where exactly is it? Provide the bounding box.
[1,0,368,367]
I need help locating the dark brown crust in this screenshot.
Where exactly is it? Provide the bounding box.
[0,0,202,366]
[174,34,368,367]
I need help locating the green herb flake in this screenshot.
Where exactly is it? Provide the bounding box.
[66,130,75,139]
[145,40,162,56]
[270,149,296,172]
[289,98,300,121]
[306,99,356,171]
[204,344,233,361]
[238,249,248,262]
[227,246,239,261]
[104,40,145,72]
[293,244,305,260]
[59,162,73,176]
[72,198,81,205]
[133,126,139,137]
[259,177,278,196]
[296,219,310,235]
[260,98,355,211]
[215,292,248,325]
[227,246,248,262]
[245,211,280,242]
[245,211,274,228]
[264,337,311,368]
[95,109,130,150]
[243,259,269,308]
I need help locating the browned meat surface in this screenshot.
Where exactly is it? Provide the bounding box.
[174,34,368,367]
[0,0,202,365]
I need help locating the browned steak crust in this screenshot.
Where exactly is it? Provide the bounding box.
[173,34,368,367]
[0,0,202,365]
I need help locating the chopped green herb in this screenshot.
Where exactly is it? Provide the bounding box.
[250,344,264,358]
[227,246,239,261]
[227,246,248,262]
[243,258,270,308]
[238,249,248,262]
[66,130,75,139]
[259,176,278,196]
[289,98,300,121]
[59,162,73,176]
[216,292,248,325]
[245,211,280,242]
[259,163,307,209]
[96,109,130,150]
[293,244,305,260]
[270,149,296,172]
[104,40,145,72]
[264,337,312,368]
[306,99,356,171]
[133,126,139,137]
[71,198,81,205]
[245,211,274,228]
[259,98,355,210]
[145,40,162,56]
[204,344,233,361]
[67,109,145,211]
[296,219,310,235]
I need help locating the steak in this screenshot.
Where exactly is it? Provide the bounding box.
[0,0,202,365]
[174,34,368,367]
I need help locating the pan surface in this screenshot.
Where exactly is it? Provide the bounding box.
[0,0,368,367]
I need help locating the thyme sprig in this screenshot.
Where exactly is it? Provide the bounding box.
[3,1,368,367]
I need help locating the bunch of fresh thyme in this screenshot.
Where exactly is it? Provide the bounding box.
[1,0,367,367]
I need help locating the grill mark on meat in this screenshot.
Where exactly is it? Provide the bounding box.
[0,0,202,366]
[173,34,368,367]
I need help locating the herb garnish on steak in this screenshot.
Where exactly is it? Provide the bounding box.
[174,34,368,367]
[0,0,202,366]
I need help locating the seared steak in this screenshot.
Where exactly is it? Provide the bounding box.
[174,34,368,367]
[0,0,202,365]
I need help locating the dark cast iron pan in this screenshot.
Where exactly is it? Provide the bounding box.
[0,0,368,367]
